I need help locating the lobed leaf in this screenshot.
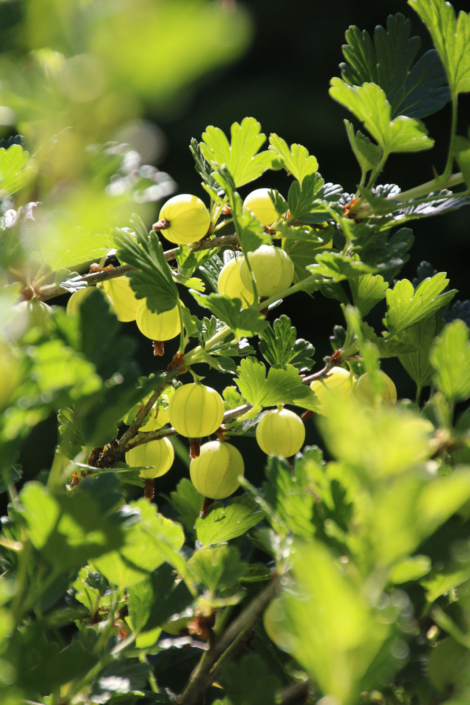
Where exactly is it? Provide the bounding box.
[340,14,450,118]
[384,272,456,336]
[430,320,470,403]
[269,133,319,182]
[259,315,315,371]
[114,215,178,314]
[330,80,434,155]
[409,0,470,96]
[200,117,275,187]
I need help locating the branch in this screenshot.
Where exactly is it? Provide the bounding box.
[36,233,239,302]
[278,679,311,705]
[178,576,281,705]
[94,363,189,468]
[126,403,253,451]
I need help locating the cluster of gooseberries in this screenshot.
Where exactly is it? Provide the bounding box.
[65,187,396,504]
[310,366,397,411]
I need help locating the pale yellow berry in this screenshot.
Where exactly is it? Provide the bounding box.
[190,441,244,499]
[353,371,397,407]
[239,245,294,298]
[256,408,305,457]
[169,383,224,438]
[159,194,210,245]
[136,300,181,341]
[66,288,113,316]
[243,188,279,226]
[102,276,139,323]
[140,394,170,432]
[125,437,174,479]
[217,258,254,308]
[310,367,354,414]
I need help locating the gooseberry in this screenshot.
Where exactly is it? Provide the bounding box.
[67,288,113,316]
[158,194,210,245]
[217,257,254,308]
[310,367,354,413]
[136,300,181,341]
[239,245,294,298]
[12,300,52,336]
[353,371,397,406]
[190,440,244,499]
[256,408,305,457]
[140,393,171,432]
[169,383,224,438]
[102,276,139,322]
[125,437,174,479]
[243,188,279,226]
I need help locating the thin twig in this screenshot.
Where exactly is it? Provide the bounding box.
[126,403,253,451]
[278,679,311,705]
[95,365,188,467]
[178,577,281,705]
[36,233,239,302]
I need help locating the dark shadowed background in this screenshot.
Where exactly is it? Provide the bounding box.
[9,0,470,498]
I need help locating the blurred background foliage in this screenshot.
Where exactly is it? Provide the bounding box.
[0,0,469,498]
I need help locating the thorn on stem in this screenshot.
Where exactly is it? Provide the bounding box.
[259,297,268,317]
[301,409,315,422]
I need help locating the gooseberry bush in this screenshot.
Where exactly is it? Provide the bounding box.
[2,1,470,704]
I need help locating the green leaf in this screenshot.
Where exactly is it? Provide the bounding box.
[345,120,383,174]
[282,237,334,283]
[287,173,330,223]
[384,273,456,336]
[220,654,281,705]
[58,408,86,460]
[349,273,389,316]
[0,145,31,196]
[127,563,193,642]
[19,482,124,571]
[389,555,432,584]
[200,118,275,187]
[421,566,470,604]
[92,499,185,589]
[114,216,178,314]
[329,80,434,154]
[195,497,263,546]
[454,136,470,190]
[308,252,377,282]
[234,358,318,411]
[29,340,102,400]
[189,545,246,592]
[409,0,470,96]
[269,133,319,182]
[262,456,316,538]
[259,315,315,371]
[340,15,450,118]
[319,394,433,478]
[189,137,218,190]
[190,291,268,338]
[430,320,470,403]
[168,478,204,535]
[275,540,390,705]
[398,315,439,390]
